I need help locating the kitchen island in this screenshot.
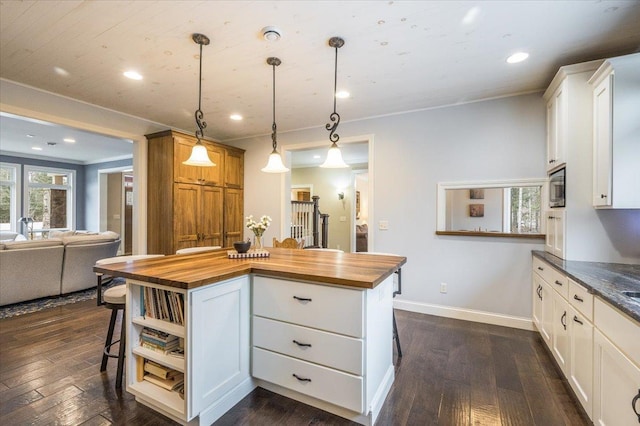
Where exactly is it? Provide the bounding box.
[94,248,406,426]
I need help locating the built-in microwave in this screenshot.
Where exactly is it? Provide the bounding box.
[549,167,565,208]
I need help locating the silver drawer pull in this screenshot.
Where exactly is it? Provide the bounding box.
[292,373,311,382]
[573,294,584,302]
[554,280,563,286]
[293,340,312,348]
[293,296,312,302]
[537,266,544,271]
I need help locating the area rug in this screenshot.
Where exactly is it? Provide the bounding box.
[0,277,125,319]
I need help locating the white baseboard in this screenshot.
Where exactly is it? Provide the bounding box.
[393,299,535,331]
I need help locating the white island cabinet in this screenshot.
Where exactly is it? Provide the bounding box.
[252,275,395,426]
[125,276,252,425]
[94,249,405,426]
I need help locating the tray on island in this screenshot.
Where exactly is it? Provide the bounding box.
[227,249,270,259]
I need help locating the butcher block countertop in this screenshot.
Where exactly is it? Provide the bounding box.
[93,248,407,290]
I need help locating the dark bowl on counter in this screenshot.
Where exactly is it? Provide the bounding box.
[233,241,251,254]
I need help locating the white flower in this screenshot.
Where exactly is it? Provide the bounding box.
[245,214,271,237]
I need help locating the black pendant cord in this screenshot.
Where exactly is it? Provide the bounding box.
[325,37,344,144]
[271,60,277,152]
[193,35,208,143]
[266,57,281,153]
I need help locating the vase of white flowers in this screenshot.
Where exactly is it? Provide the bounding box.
[245,215,271,250]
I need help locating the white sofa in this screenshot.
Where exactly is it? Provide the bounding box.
[0,231,120,306]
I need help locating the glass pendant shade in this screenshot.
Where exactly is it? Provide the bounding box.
[261,149,289,173]
[183,142,215,166]
[320,142,349,168]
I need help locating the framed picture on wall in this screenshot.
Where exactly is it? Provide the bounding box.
[470,189,485,199]
[469,204,484,217]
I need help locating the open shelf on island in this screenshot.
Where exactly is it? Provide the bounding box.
[133,346,185,372]
[132,316,185,338]
[128,380,185,418]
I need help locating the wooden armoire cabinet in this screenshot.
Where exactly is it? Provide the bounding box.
[146,130,244,254]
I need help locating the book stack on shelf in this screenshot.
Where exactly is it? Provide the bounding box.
[142,359,185,397]
[143,287,185,325]
[140,327,183,357]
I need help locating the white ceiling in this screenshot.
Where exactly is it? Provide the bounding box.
[1,1,640,164]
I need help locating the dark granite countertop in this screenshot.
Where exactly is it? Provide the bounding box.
[532,251,640,323]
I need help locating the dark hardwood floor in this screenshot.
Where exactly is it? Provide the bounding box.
[0,300,590,425]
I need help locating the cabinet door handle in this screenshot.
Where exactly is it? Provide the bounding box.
[632,389,640,423]
[537,285,542,300]
[549,159,555,164]
[573,316,583,325]
[561,311,566,330]
[548,216,554,220]
[293,340,312,348]
[292,373,312,382]
[537,266,544,271]
[573,294,584,303]
[600,194,607,199]
[293,296,312,302]
[554,280,563,287]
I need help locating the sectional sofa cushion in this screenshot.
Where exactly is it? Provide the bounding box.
[61,231,120,246]
[3,239,63,250]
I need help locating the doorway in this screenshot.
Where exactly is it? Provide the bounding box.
[284,135,372,252]
[99,167,134,255]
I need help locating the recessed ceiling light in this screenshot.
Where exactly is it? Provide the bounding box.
[506,52,529,64]
[336,91,350,99]
[26,134,34,138]
[230,114,243,121]
[313,155,321,159]
[63,138,76,143]
[32,146,43,151]
[53,66,70,77]
[123,70,143,80]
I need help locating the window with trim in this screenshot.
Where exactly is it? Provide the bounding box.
[24,166,75,234]
[1,163,20,232]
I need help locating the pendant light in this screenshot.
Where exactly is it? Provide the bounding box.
[261,57,289,173]
[183,33,216,167]
[320,36,348,169]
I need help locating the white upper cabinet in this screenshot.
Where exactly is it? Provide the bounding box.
[546,80,567,172]
[589,53,640,209]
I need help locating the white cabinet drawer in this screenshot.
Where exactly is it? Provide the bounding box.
[253,276,364,338]
[533,257,568,299]
[569,279,593,321]
[594,298,640,366]
[253,347,364,414]
[253,316,364,376]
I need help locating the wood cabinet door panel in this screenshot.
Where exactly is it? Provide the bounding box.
[225,150,244,188]
[174,184,199,249]
[200,142,225,185]
[200,186,224,247]
[174,137,202,184]
[224,189,243,247]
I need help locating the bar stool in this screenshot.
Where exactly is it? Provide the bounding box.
[95,254,164,388]
[354,252,403,360]
[175,246,221,254]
